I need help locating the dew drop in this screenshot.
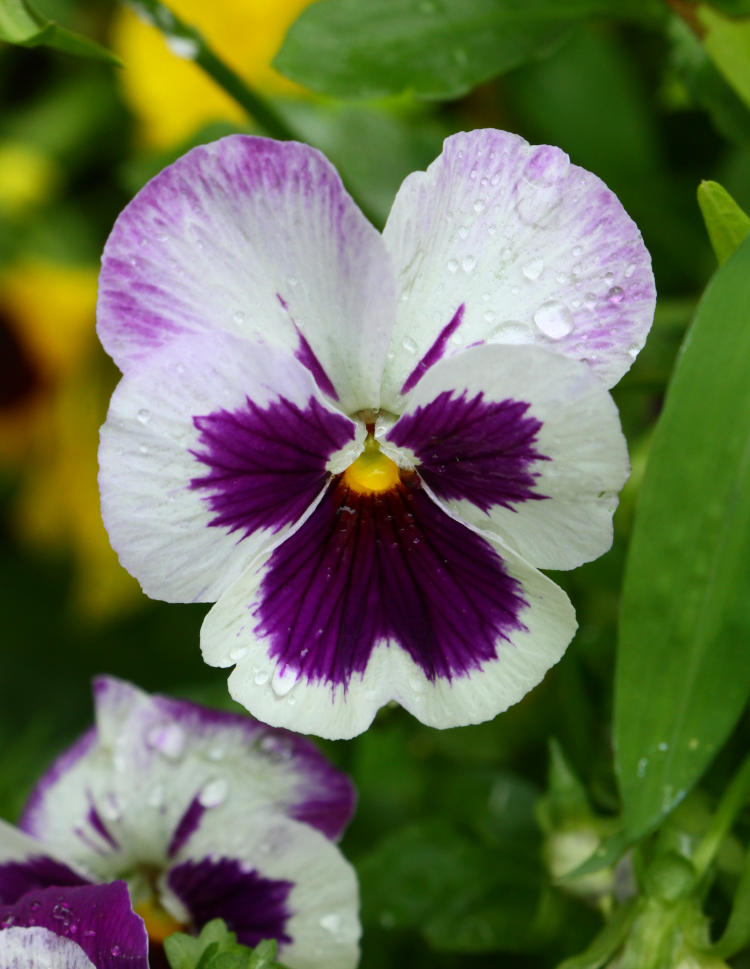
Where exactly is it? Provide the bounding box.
[401,336,418,354]
[271,666,298,698]
[462,255,477,273]
[637,757,648,778]
[254,669,270,686]
[198,777,228,808]
[229,645,248,662]
[232,310,246,324]
[136,409,151,425]
[138,444,148,455]
[607,285,625,304]
[572,245,582,258]
[501,246,513,261]
[522,257,544,281]
[472,198,486,213]
[320,913,342,934]
[52,902,71,921]
[488,320,534,344]
[146,722,186,760]
[457,225,469,240]
[165,34,199,59]
[207,745,225,761]
[482,310,496,324]
[100,794,121,822]
[625,262,636,277]
[534,300,574,340]
[111,945,122,957]
[446,258,459,274]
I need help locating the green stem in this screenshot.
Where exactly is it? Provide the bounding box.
[692,751,750,881]
[125,0,298,142]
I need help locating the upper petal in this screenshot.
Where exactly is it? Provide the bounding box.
[97,135,396,413]
[384,343,629,571]
[99,332,361,604]
[18,678,356,882]
[380,128,655,406]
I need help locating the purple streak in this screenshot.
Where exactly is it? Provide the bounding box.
[167,797,205,859]
[388,389,548,512]
[190,394,354,540]
[255,475,527,687]
[0,857,89,905]
[400,304,465,395]
[0,882,148,969]
[275,292,339,401]
[168,858,292,947]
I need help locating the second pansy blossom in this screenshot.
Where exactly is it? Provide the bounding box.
[97,129,655,739]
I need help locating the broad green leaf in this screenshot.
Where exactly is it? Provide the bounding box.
[0,0,120,62]
[615,233,750,838]
[697,4,750,109]
[274,0,662,101]
[697,180,750,263]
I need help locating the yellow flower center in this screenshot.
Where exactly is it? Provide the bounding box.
[134,898,185,944]
[342,438,400,494]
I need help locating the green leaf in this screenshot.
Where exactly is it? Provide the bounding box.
[555,899,638,969]
[615,233,750,839]
[165,920,237,969]
[697,180,750,264]
[274,0,662,101]
[696,4,750,109]
[0,0,121,63]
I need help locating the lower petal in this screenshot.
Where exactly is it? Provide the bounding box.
[201,477,576,738]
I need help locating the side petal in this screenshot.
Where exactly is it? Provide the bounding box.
[0,883,148,969]
[384,343,629,571]
[380,128,655,405]
[201,476,576,739]
[0,821,89,904]
[97,135,395,413]
[0,927,96,969]
[19,677,355,884]
[164,812,360,969]
[99,332,360,604]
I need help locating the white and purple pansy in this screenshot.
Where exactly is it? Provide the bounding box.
[0,678,359,969]
[97,129,655,740]
[0,881,148,969]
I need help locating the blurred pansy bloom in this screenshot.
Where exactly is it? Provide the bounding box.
[0,678,359,969]
[111,0,313,148]
[0,259,137,618]
[0,882,148,969]
[97,130,655,739]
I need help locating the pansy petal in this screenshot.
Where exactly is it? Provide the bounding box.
[384,343,628,571]
[97,135,395,413]
[99,332,360,603]
[202,476,575,739]
[0,926,96,969]
[0,883,148,969]
[19,678,355,883]
[165,811,359,969]
[0,821,89,903]
[380,128,655,405]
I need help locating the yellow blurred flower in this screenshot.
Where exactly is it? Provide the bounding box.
[0,260,141,619]
[0,142,60,216]
[111,0,314,148]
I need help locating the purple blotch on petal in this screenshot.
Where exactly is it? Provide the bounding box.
[388,389,548,513]
[167,797,205,859]
[168,858,293,948]
[401,304,465,395]
[0,857,89,905]
[256,476,528,687]
[190,395,354,539]
[0,882,149,969]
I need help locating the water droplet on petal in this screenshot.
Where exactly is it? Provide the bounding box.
[254,669,270,686]
[232,310,246,324]
[522,258,544,281]
[111,944,122,957]
[607,286,624,304]
[625,262,636,277]
[136,409,150,425]
[401,336,418,354]
[229,645,248,662]
[146,722,186,760]
[482,310,496,324]
[534,300,574,340]
[457,225,469,240]
[320,913,342,934]
[447,258,459,274]
[271,666,298,698]
[572,245,582,258]
[473,198,486,213]
[198,777,228,808]
[462,255,477,273]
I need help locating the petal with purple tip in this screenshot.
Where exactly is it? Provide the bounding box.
[380,128,655,404]
[97,135,395,413]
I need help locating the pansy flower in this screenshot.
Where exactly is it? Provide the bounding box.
[0,678,359,969]
[97,129,655,739]
[0,881,148,969]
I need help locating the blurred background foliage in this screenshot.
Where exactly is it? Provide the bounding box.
[3,1,750,967]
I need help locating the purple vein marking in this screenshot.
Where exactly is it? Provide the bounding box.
[401,304,465,395]
[276,293,339,400]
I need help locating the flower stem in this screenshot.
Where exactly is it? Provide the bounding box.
[124,0,299,142]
